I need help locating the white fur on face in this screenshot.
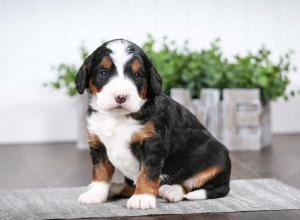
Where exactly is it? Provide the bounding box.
[107,40,131,79]
[92,76,145,114]
[92,40,146,115]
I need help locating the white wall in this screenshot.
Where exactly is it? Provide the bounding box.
[0,0,299,144]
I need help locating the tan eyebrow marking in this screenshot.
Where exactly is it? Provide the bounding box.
[100,56,113,69]
[130,59,141,73]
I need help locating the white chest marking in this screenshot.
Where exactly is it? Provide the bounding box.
[87,112,141,182]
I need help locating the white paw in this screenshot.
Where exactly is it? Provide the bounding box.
[159,184,185,202]
[127,194,156,209]
[77,181,109,204]
[184,189,207,200]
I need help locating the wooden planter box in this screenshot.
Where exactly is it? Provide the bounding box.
[171,88,272,151]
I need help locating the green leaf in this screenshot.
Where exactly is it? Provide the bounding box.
[258,75,269,87]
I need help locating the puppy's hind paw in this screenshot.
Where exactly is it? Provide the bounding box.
[159,184,185,202]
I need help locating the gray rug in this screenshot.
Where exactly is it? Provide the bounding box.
[1,178,300,220]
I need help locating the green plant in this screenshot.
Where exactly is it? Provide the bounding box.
[46,35,298,102]
[142,35,298,102]
[45,46,89,96]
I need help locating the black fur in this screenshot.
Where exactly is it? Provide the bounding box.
[75,53,93,94]
[134,46,162,98]
[130,95,231,199]
[90,143,108,165]
[125,177,134,187]
[87,105,97,117]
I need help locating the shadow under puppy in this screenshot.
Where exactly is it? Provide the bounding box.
[75,39,231,209]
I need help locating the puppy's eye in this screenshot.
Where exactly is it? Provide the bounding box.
[100,70,109,77]
[134,72,140,76]
[128,47,135,53]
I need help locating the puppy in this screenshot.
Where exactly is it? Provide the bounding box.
[75,39,231,209]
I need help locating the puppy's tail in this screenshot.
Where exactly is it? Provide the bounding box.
[184,184,230,200]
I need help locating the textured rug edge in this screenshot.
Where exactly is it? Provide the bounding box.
[1,178,300,220]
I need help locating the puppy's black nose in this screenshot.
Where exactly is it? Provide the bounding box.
[115,95,127,104]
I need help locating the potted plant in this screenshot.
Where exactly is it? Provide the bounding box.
[46,36,298,150]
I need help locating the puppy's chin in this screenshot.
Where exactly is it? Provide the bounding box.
[98,104,141,116]
[108,106,132,115]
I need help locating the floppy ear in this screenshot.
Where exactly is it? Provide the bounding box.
[75,53,94,94]
[136,46,162,98]
[147,66,162,98]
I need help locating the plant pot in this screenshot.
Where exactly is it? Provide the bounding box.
[170,88,272,151]
[222,89,272,151]
[75,92,89,149]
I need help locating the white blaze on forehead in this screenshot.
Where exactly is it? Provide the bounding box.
[106,40,132,78]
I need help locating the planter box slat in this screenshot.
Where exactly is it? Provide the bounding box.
[222,89,268,151]
[236,112,260,126]
[200,89,221,140]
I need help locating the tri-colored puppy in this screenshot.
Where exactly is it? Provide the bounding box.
[75,39,231,209]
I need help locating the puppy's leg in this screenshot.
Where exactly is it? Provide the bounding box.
[78,134,114,204]
[127,123,164,209]
[127,163,161,209]
[159,166,228,202]
[184,183,230,200]
[183,165,230,200]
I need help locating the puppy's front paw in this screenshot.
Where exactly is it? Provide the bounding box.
[77,182,109,204]
[78,191,107,204]
[127,194,156,209]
